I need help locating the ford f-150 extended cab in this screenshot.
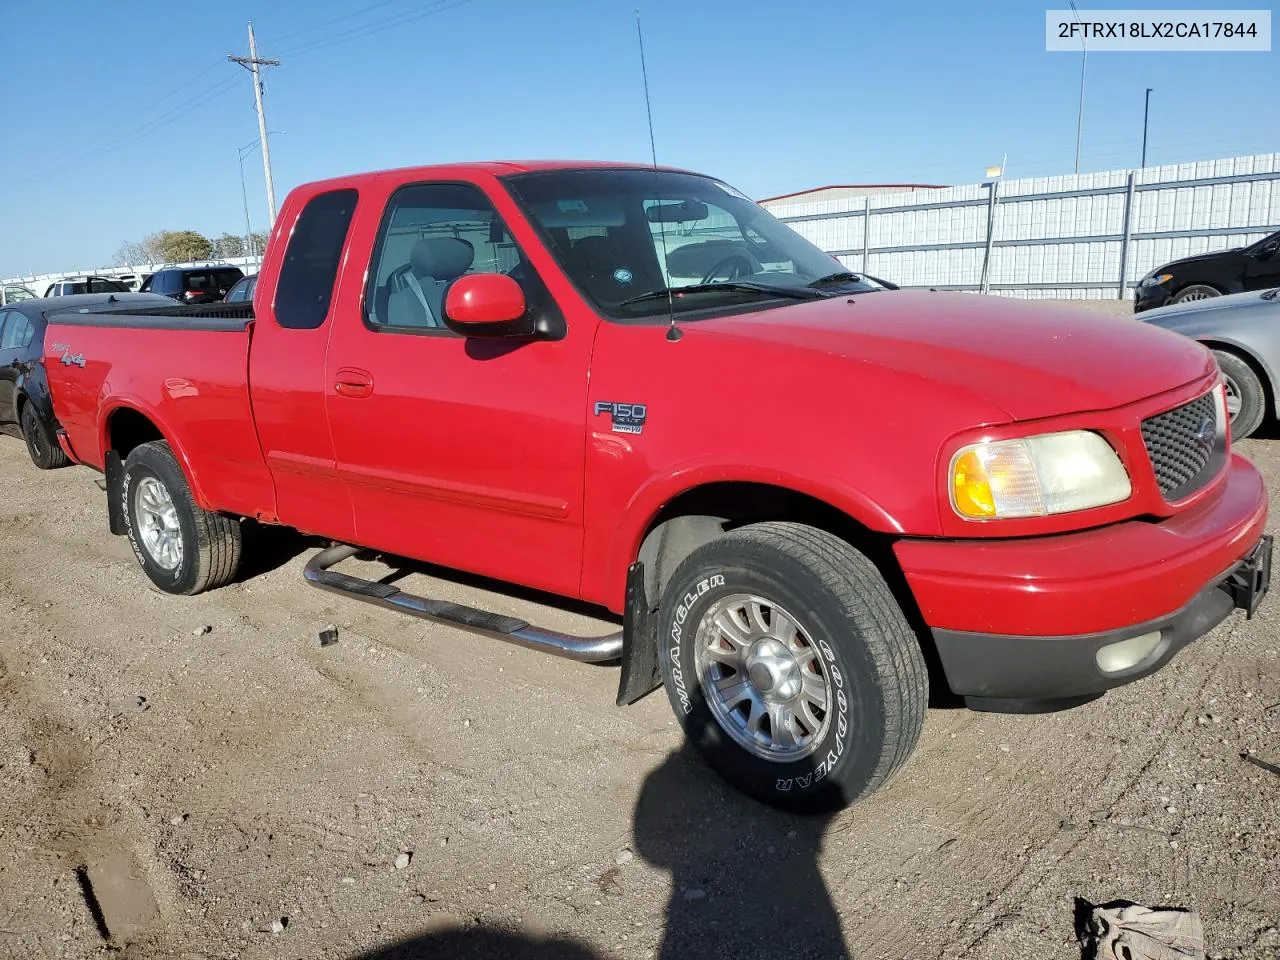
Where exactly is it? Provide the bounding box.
[44,161,1272,810]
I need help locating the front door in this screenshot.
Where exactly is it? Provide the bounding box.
[1244,231,1280,292]
[323,177,595,599]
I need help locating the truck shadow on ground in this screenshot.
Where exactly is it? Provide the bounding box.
[350,742,850,960]
[233,520,314,583]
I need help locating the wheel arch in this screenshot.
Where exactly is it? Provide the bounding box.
[1172,280,1229,299]
[616,477,923,708]
[1200,338,1278,418]
[99,403,212,511]
[633,481,903,608]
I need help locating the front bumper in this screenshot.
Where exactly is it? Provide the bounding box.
[1134,284,1173,312]
[895,454,1270,710]
[933,536,1270,711]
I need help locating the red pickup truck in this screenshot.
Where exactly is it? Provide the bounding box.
[44,161,1271,810]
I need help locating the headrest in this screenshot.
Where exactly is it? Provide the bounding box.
[410,237,474,281]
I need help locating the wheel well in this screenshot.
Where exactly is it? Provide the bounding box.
[1202,341,1275,415]
[636,482,892,604]
[632,481,950,705]
[1173,280,1226,297]
[107,408,164,461]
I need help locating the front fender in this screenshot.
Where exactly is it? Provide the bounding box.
[1196,335,1279,415]
[602,460,908,611]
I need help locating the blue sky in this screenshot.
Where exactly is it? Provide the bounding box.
[3,0,1275,277]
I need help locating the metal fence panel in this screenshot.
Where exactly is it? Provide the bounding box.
[766,153,1280,299]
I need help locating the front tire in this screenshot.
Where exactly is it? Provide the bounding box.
[1171,283,1221,304]
[657,522,927,811]
[21,402,69,470]
[121,441,242,595]
[1213,349,1266,440]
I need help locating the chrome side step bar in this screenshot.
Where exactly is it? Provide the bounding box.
[303,544,624,663]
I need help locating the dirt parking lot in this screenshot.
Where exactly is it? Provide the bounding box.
[2,426,1279,959]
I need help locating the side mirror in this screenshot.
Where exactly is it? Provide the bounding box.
[1255,239,1280,261]
[443,273,536,338]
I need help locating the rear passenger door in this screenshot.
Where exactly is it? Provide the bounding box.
[248,188,361,541]
[0,310,32,424]
[322,176,596,599]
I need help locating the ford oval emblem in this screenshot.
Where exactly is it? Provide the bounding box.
[1194,418,1216,452]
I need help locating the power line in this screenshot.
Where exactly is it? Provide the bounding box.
[260,0,405,46]
[15,72,242,187]
[275,0,475,58]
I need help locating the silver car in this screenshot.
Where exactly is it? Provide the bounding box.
[1139,286,1280,439]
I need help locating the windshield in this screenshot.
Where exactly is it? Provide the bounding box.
[503,168,880,320]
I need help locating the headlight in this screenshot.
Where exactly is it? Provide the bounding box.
[950,431,1131,519]
[1141,272,1173,288]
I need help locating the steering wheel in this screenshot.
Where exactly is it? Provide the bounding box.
[700,252,760,284]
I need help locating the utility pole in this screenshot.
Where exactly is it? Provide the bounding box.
[1069,1,1086,175]
[1141,87,1153,168]
[228,23,280,226]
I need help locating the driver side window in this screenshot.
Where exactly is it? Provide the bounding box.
[365,182,546,334]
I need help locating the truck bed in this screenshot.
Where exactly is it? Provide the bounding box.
[44,302,275,521]
[51,300,255,330]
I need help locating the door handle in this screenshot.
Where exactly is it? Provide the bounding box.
[334,367,374,399]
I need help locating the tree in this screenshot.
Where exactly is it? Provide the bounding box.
[116,228,256,266]
[154,230,213,262]
[114,239,154,266]
[211,233,246,259]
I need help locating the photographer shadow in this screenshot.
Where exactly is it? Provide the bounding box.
[633,741,849,959]
[350,742,848,960]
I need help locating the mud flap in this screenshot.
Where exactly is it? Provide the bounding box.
[617,561,662,706]
[105,450,126,535]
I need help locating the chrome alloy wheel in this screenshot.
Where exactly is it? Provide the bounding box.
[1224,374,1243,420]
[134,476,183,570]
[694,594,834,762]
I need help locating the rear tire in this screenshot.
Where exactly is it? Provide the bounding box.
[657,521,927,811]
[1213,349,1266,440]
[1171,283,1221,304]
[21,402,69,470]
[121,440,241,595]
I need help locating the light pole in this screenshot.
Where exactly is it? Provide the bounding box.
[1069,1,1087,174]
[238,131,283,268]
[1141,88,1153,168]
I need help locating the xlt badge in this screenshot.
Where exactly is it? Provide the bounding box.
[594,401,647,435]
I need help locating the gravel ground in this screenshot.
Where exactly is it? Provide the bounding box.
[1,428,1278,960]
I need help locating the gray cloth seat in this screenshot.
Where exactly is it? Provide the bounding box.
[385,237,475,328]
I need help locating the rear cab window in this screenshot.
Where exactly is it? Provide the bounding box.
[274,189,359,330]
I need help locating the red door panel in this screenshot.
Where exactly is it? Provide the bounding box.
[322,173,596,598]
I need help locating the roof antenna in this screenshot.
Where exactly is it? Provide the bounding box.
[635,8,681,342]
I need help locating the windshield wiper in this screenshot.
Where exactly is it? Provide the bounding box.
[1262,288,1279,301]
[619,282,822,308]
[808,271,863,287]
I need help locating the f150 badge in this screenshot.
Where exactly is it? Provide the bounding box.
[51,342,86,368]
[594,401,647,435]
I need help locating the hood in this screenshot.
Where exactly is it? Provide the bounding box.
[1151,248,1244,275]
[695,291,1214,422]
[1139,287,1280,323]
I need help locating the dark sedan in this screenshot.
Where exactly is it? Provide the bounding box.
[0,292,172,468]
[1134,229,1280,312]
[223,273,257,303]
[1138,286,1280,439]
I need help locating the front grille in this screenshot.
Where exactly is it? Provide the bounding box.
[1141,391,1224,501]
